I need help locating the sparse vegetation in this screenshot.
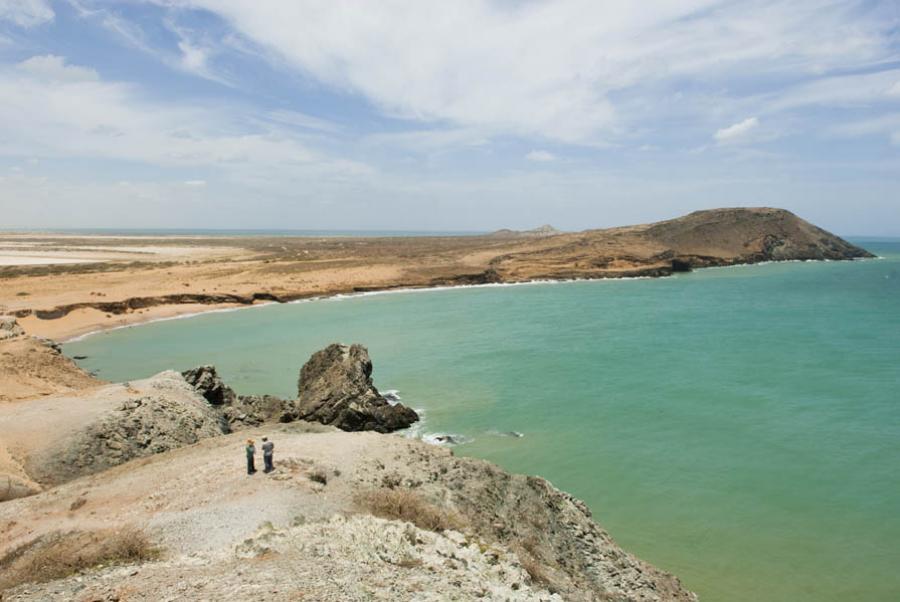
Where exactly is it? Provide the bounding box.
[0,526,160,591]
[355,488,465,533]
[307,467,328,484]
[518,552,554,589]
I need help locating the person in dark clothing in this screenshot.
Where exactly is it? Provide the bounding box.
[262,437,274,473]
[246,439,256,475]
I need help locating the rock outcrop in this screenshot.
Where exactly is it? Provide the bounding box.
[296,343,419,433]
[0,372,226,488]
[0,315,24,341]
[0,330,99,403]
[181,365,237,405]
[181,365,295,430]
[0,426,696,601]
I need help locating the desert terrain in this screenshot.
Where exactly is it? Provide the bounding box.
[0,208,873,601]
[0,208,872,342]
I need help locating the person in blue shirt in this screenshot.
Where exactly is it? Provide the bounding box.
[262,437,275,473]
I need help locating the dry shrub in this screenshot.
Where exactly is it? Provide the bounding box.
[518,553,553,587]
[307,468,328,485]
[0,526,159,591]
[355,488,465,533]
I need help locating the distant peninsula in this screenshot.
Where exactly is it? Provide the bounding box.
[0,207,872,341]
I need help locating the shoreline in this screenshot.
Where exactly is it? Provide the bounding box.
[58,275,659,343]
[4,209,876,343]
[51,274,652,345]
[56,254,882,344]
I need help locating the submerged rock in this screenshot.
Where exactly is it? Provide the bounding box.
[296,343,419,433]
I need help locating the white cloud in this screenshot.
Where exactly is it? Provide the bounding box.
[888,82,900,98]
[0,55,373,181]
[714,117,760,144]
[266,110,342,134]
[154,0,896,145]
[363,128,489,153]
[826,113,900,139]
[0,0,53,27]
[16,55,99,82]
[177,40,210,74]
[526,150,556,162]
[183,179,207,187]
[166,20,229,83]
[765,69,900,113]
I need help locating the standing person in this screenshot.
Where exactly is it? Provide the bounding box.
[262,437,274,473]
[246,439,256,475]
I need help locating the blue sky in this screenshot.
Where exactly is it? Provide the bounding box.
[1,0,899,234]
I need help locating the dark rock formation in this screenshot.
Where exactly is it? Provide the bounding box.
[296,343,419,433]
[182,365,236,406]
[181,365,293,430]
[222,394,296,429]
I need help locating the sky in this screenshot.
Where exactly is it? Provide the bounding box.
[0,0,899,234]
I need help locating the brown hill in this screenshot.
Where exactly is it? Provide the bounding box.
[488,207,872,281]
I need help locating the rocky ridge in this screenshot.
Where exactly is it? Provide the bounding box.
[0,425,696,601]
[181,344,420,434]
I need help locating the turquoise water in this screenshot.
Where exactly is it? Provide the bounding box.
[68,242,900,601]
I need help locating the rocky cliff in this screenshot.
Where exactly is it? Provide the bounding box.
[0,331,695,600]
[0,372,226,492]
[296,343,420,433]
[182,345,419,434]
[0,425,696,601]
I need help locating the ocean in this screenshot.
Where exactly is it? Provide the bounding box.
[67,239,900,601]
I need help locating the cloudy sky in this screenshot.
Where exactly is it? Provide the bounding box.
[1,0,898,233]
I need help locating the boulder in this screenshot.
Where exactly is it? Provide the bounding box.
[181,365,294,430]
[0,316,24,341]
[296,343,419,433]
[222,394,296,429]
[181,365,236,405]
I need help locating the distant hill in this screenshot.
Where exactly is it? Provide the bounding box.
[488,224,562,237]
[486,207,874,281]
